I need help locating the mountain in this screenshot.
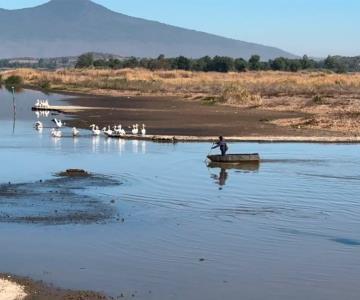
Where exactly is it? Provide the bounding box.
[0,0,296,59]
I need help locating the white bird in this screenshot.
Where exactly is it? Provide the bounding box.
[119,125,126,136]
[72,127,80,137]
[141,124,146,136]
[35,121,43,130]
[51,128,62,138]
[89,124,101,136]
[114,124,126,136]
[52,118,64,128]
[102,126,113,136]
[35,99,41,108]
[132,124,139,135]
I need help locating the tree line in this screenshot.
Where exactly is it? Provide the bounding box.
[1,54,359,73]
[75,53,360,73]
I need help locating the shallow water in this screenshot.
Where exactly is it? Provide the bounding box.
[0,87,360,300]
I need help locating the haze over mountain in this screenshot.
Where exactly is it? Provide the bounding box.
[0,0,296,59]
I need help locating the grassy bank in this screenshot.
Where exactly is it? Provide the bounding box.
[1,68,360,135]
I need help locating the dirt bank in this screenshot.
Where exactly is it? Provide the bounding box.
[62,94,346,139]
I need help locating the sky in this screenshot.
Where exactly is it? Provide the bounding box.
[0,0,358,57]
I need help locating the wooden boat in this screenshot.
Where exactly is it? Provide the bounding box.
[207,153,260,163]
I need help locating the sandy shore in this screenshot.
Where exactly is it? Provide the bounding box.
[52,93,359,143]
[0,277,26,300]
[0,274,109,300]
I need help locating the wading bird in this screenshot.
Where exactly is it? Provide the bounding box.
[141,124,146,136]
[52,118,64,128]
[51,128,62,138]
[90,124,101,136]
[72,127,80,137]
[34,121,43,130]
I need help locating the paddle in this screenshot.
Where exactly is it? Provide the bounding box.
[204,142,215,162]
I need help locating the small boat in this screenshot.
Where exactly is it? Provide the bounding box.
[207,153,260,163]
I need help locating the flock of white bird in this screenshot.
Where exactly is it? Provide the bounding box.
[34,99,50,109]
[34,101,147,138]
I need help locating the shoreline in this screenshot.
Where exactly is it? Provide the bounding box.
[0,274,110,300]
[30,93,359,143]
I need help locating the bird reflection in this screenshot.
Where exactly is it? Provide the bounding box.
[92,136,100,153]
[132,140,139,153]
[141,141,146,154]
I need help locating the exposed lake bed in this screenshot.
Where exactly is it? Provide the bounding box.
[0,87,360,300]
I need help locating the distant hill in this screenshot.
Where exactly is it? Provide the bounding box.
[0,0,296,59]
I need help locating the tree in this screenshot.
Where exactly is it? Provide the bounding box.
[234,58,247,72]
[248,55,261,70]
[173,56,191,70]
[108,58,122,69]
[210,56,234,72]
[324,55,337,69]
[289,60,302,72]
[5,75,23,87]
[93,59,108,68]
[270,57,288,71]
[189,56,211,72]
[301,55,314,69]
[75,53,94,68]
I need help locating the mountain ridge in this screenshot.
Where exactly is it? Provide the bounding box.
[0,0,296,59]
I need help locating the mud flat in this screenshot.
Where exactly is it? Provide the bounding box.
[58,94,359,142]
[0,172,121,225]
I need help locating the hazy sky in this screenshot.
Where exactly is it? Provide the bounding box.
[0,0,358,57]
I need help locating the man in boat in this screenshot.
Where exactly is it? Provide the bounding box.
[212,136,228,156]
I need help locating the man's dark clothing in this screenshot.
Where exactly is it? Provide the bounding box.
[212,140,228,156]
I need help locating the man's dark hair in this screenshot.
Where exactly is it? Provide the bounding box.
[219,136,223,141]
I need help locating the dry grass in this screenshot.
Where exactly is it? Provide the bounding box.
[3,68,360,99]
[2,68,360,134]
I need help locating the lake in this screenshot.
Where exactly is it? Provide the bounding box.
[0,87,359,300]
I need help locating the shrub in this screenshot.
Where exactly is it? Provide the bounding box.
[5,75,23,87]
[312,95,324,104]
[39,80,51,90]
[219,84,262,106]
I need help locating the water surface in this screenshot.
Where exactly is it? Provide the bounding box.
[0,87,359,300]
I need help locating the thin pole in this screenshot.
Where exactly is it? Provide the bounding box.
[11,86,16,134]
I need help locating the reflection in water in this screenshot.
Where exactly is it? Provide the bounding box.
[132,140,139,153]
[208,162,260,188]
[92,136,100,153]
[211,168,228,189]
[141,141,146,154]
[5,85,23,94]
[52,138,61,151]
[117,139,126,153]
[12,110,16,135]
[11,87,16,135]
[72,136,79,150]
[34,110,50,119]
[207,161,260,172]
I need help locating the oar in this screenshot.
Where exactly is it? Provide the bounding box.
[204,143,215,162]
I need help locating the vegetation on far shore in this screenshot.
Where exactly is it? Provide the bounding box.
[1,67,360,135]
[1,53,360,74]
[74,53,357,74]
